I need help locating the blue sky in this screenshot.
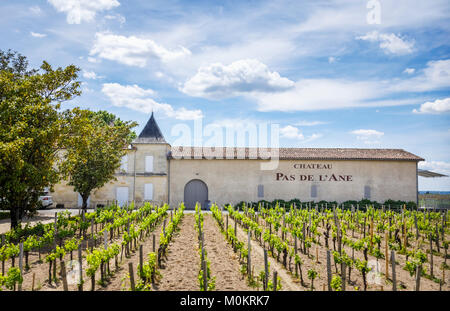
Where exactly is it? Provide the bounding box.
[1,0,449,190]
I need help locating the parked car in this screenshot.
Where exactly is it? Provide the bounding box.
[38,188,53,209]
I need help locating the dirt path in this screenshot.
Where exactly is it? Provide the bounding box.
[97,220,167,291]
[227,216,303,291]
[155,214,199,291]
[202,214,253,291]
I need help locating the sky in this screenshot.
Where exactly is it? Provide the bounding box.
[1,0,449,190]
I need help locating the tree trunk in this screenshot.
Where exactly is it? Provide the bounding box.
[82,193,90,210]
[10,207,22,230]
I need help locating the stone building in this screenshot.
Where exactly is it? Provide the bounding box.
[51,113,424,209]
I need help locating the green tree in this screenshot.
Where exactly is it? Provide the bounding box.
[60,108,137,209]
[0,50,81,229]
[93,110,137,142]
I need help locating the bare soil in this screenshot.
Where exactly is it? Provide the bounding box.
[155,213,200,290]
[202,214,253,291]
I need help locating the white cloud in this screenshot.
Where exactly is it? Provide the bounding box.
[305,133,323,142]
[181,59,294,99]
[104,14,126,25]
[255,79,382,111]
[48,0,120,24]
[328,57,337,64]
[356,31,414,55]
[350,129,384,144]
[90,33,191,67]
[280,125,322,142]
[280,125,304,140]
[413,98,450,114]
[29,6,42,15]
[102,83,202,120]
[30,32,47,38]
[393,59,450,92]
[403,68,415,74]
[87,57,100,63]
[82,70,99,80]
[252,58,450,112]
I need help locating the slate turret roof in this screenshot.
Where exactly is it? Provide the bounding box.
[132,112,167,144]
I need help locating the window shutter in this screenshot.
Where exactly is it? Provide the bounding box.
[257,185,264,198]
[144,183,153,200]
[364,186,371,199]
[145,155,154,173]
[311,185,318,198]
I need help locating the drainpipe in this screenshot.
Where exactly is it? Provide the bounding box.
[416,161,419,208]
[133,146,137,203]
[167,147,171,206]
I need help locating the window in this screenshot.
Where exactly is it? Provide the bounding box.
[311,185,318,198]
[257,185,264,198]
[364,186,371,199]
[120,155,128,172]
[144,183,153,201]
[116,187,129,207]
[145,155,154,173]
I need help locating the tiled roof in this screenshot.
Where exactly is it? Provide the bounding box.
[169,146,424,161]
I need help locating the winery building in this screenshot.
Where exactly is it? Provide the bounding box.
[51,113,424,209]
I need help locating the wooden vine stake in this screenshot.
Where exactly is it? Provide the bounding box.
[385,231,389,280]
[32,273,35,291]
[60,261,68,291]
[429,234,434,277]
[226,215,229,238]
[272,271,278,291]
[391,250,397,291]
[129,262,135,291]
[152,234,156,253]
[342,263,346,291]
[78,244,83,291]
[264,249,269,291]
[294,236,298,276]
[247,230,251,280]
[18,242,23,291]
[369,217,374,250]
[414,214,419,239]
[326,250,332,291]
[415,265,421,291]
[139,245,144,279]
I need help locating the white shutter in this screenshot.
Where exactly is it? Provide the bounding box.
[120,155,128,172]
[145,155,154,173]
[116,187,129,207]
[144,183,153,201]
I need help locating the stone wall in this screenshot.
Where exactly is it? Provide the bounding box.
[169,159,418,207]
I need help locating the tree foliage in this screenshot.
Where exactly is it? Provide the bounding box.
[60,108,137,209]
[0,50,81,229]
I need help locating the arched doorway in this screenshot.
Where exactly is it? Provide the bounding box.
[184,179,208,210]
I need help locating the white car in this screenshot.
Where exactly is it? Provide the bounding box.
[38,188,53,209]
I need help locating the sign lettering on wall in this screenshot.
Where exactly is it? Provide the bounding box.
[275,163,353,182]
